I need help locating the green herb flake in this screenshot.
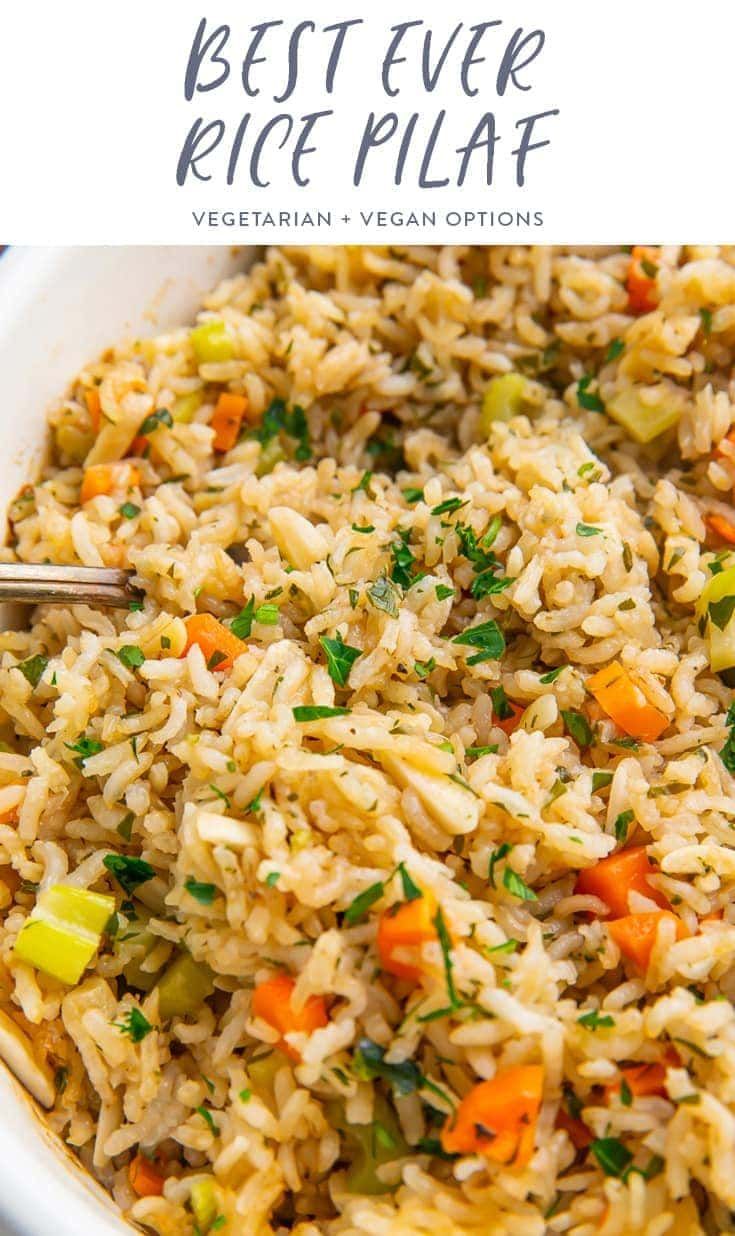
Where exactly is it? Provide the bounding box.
[209,784,231,809]
[452,619,505,665]
[539,665,564,684]
[138,408,173,436]
[343,881,384,925]
[292,705,351,722]
[414,658,436,679]
[116,811,135,842]
[65,735,104,769]
[465,744,498,759]
[185,876,216,905]
[17,655,48,688]
[353,1038,423,1096]
[352,470,373,495]
[116,645,145,670]
[577,375,605,413]
[561,709,594,748]
[435,584,454,601]
[255,604,279,625]
[398,863,422,903]
[432,906,459,1008]
[119,501,141,520]
[592,770,614,792]
[230,597,255,640]
[367,575,400,618]
[502,867,538,901]
[708,595,735,631]
[614,808,634,843]
[402,487,424,504]
[576,522,602,538]
[196,1105,220,1137]
[590,1136,633,1178]
[319,634,362,687]
[114,1007,153,1043]
[103,854,155,895]
[605,338,625,363]
[577,1008,615,1030]
[431,497,467,517]
[488,842,511,888]
[619,1078,633,1107]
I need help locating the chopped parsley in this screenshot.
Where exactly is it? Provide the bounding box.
[490,685,514,721]
[265,871,280,888]
[576,522,602,537]
[590,1137,633,1178]
[435,584,454,601]
[255,398,311,461]
[117,811,135,842]
[196,1105,220,1136]
[614,809,634,843]
[320,634,362,687]
[138,408,173,436]
[115,1007,153,1043]
[292,705,351,721]
[343,881,384,925]
[65,735,104,769]
[502,868,537,901]
[720,701,735,773]
[488,842,512,888]
[116,645,145,670]
[354,1038,422,1096]
[185,877,216,905]
[699,307,713,336]
[367,575,400,618]
[119,501,141,520]
[103,854,155,895]
[414,658,436,679]
[431,497,467,517]
[230,597,255,640]
[352,469,373,495]
[402,487,424,504]
[577,1008,615,1030]
[433,906,460,1008]
[255,604,279,625]
[576,375,605,413]
[592,770,613,792]
[708,595,735,631]
[17,654,48,688]
[605,338,625,363]
[561,709,594,748]
[539,665,564,684]
[452,619,505,665]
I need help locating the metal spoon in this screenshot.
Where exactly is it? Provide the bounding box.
[0,564,138,608]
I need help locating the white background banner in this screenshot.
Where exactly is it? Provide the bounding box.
[0,0,731,243]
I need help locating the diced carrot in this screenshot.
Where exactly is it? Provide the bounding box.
[84,388,101,432]
[80,463,141,505]
[604,1046,680,1104]
[0,810,18,826]
[574,846,670,918]
[251,973,327,1061]
[705,513,735,546]
[607,910,686,971]
[211,392,248,453]
[441,1065,544,1166]
[556,1107,593,1150]
[586,661,668,743]
[182,613,247,672]
[493,700,525,736]
[626,246,659,315]
[129,1152,165,1198]
[377,892,438,982]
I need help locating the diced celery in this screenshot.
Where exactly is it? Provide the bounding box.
[606,388,681,444]
[156,952,214,1020]
[328,1094,409,1195]
[696,564,735,671]
[191,321,234,365]
[173,391,205,424]
[42,885,115,935]
[190,1178,218,1232]
[13,884,115,985]
[255,439,285,478]
[120,927,160,993]
[248,1049,286,1094]
[480,373,528,434]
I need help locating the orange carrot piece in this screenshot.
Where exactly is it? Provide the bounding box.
[129,1152,165,1198]
[607,911,686,971]
[441,1065,544,1166]
[586,661,668,743]
[85,388,101,432]
[80,463,140,505]
[377,892,438,982]
[493,700,525,736]
[182,613,247,672]
[211,392,248,453]
[604,1047,680,1104]
[251,973,328,1061]
[705,513,735,546]
[574,846,670,918]
[626,246,659,315]
[556,1107,593,1150]
[128,435,149,458]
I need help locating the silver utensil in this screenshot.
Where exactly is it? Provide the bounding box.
[0,564,139,608]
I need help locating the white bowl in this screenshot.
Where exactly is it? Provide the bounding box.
[0,246,251,1236]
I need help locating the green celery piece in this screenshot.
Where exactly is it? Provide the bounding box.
[480,373,528,433]
[191,320,234,365]
[605,387,681,444]
[156,952,214,1019]
[328,1094,409,1194]
[190,1178,219,1232]
[697,564,735,671]
[13,884,115,984]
